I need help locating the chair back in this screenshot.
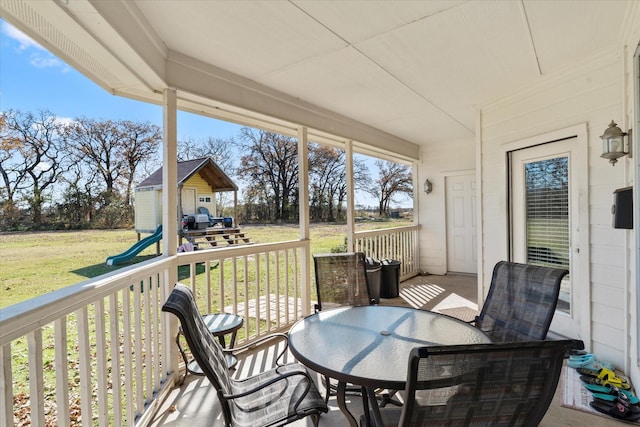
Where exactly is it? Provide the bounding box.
[313,252,372,312]
[477,261,568,341]
[398,339,583,427]
[162,284,234,423]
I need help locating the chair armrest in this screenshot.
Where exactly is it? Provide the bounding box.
[224,332,290,365]
[464,315,479,326]
[222,368,314,413]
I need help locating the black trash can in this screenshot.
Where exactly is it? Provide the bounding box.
[380,259,401,298]
[364,257,382,304]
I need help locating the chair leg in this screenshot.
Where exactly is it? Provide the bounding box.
[323,375,331,403]
[311,413,320,427]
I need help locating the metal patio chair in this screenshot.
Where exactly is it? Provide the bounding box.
[162,283,328,427]
[475,260,569,342]
[366,339,584,426]
[313,252,374,312]
[313,252,374,401]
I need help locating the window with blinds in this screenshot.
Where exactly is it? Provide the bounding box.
[524,156,571,313]
[524,157,569,270]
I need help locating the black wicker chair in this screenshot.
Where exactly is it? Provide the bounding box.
[366,339,584,427]
[162,284,328,427]
[313,252,374,312]
[475,261,569,342]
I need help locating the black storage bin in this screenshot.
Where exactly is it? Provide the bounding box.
[223,217,233,228]
[365,257,382,304]
[380,259,401,298]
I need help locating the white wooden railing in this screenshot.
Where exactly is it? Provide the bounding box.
[176,240,311,344]
[0,240,310,427]
[353,225,420,280]
[0,228,417,427]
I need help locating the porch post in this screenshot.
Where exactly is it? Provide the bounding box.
[162,88,178,258]
[162,88,179,379]
[298,127,311,316]
[345,140,355,251]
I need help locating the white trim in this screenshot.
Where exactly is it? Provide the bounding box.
[633,43,640,368]
[476,109,485,303]
[501,123,591,342]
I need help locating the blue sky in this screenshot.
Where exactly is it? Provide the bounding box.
[0,19,243,142]
[0,19,411,209]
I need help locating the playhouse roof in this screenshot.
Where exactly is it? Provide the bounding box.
[137,158,238,192]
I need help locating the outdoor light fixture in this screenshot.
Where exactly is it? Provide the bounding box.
[600,120,632,166]
[423,179,432,194]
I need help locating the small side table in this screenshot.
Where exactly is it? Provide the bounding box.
[176,313,244,376]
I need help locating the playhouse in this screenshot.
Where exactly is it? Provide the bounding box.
[134,157,238,234]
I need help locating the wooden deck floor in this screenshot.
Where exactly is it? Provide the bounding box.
[151,274,623,427]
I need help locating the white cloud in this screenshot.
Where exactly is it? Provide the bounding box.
[54,116,75,127]
[1,21,43,51]
[2,20,69,72]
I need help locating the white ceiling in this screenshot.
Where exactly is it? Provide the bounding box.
[1,0,635,159]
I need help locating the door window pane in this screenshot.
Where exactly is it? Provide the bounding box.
[525,157,570,313]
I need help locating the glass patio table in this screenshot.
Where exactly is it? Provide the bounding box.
[288,305,491,426]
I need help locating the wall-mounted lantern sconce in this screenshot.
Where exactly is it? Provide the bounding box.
[423,179,432,194]
[600,120,632,166]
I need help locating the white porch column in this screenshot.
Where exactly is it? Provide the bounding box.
[345,140,355,251]
[162,88,179,380]
[162,88,178,258]
[298,127,311,315]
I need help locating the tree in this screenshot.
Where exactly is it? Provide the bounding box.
[369,159,413,216]
[0,110,66,226]
[236,128,298,222]
[308,145,371,222]
[119,120,161,205]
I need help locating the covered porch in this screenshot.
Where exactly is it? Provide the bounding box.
[151,274,620,427]
[1,1,639,426]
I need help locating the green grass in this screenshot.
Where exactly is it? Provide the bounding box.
[1,220,412,425]
[0,220,411,308]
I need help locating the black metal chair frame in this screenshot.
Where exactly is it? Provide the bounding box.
[368,339,584,427]
[475,260,569,342]
[162,283,328,427]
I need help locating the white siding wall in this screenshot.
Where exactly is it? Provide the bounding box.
[480,45,637,377]
[418,135,475,275]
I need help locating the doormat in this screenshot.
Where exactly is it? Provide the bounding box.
[561,365,639,424]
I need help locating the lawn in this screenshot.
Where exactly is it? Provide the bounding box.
[0,220,411,308]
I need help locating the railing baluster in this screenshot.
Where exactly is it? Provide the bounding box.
[255,253,262,338]
[27,329,45,426]
[284,249,290,325]
[133,284,143,417]
[275,250,281,328]
[205,259,212,314]
[122,287,134,424]
[95,299,109,426]
[109,294,122,427]
[144,277,153,404]
[0,343,13,427]
[218,259,225,313]
[265,251,272,334]
[54,317,70,427]
[243,254,250,341]
[77,306,91,427]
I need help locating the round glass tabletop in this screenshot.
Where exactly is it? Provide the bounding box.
[288,305,490,389]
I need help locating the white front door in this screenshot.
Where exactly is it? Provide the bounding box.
[510,137,586,339]
[446,174,477,274]
[181,188,196,216]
